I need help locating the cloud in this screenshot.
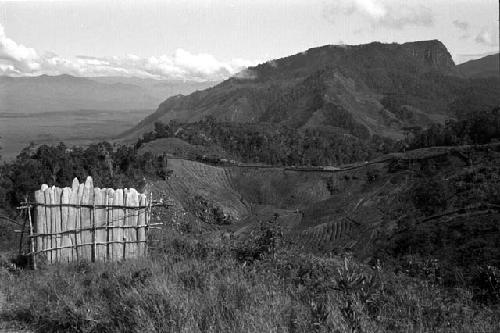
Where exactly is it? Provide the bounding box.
[452,20,471,39]
[474,26,499,47]
[452,20,469,32]
[0,23,257,80]
[0,23,39,72]
[323,0,434,29]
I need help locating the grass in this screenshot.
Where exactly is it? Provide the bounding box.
[0,227,499,333]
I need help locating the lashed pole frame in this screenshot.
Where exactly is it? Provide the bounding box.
[31,177,152,264]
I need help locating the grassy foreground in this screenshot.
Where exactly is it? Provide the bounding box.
[1,228,499,333]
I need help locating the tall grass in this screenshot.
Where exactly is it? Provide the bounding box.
[1,229,499,332]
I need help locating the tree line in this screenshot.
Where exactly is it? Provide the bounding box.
[136,118,398,166]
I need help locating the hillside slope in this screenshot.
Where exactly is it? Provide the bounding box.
[458,53,499,78]
[121,40,470,141]
[148,143,500,264]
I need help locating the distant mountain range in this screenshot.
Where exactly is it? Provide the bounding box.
[121,40,500,142]
[457,53,499,79]
[0,74,217,113]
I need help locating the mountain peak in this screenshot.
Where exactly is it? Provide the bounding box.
[121,40,474,142]
[235,40,456,83]
[401,39,456,71]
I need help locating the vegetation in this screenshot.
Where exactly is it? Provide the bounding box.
[136,119,398,166]
[407,107,500,149]
[1,223,499,332]
[1,90,499,332]
[0,142,167,210]
[374,145,500,304]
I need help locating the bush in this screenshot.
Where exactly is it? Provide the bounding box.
[1,226,499,333]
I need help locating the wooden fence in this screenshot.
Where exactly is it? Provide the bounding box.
[31,176,151,264]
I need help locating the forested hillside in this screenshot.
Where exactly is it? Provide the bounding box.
[121,40,500,143]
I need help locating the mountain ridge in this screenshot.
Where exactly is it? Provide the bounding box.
[121,39,485,142]
[457,53,499,78]
[0,74,218,113]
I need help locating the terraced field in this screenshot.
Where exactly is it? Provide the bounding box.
[146,157,395,252]
[150,158,249,221]
[144,143,500,255]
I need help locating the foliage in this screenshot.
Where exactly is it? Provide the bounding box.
[233,215,283,263]
[186,195,232,226]
[1,226,499,332]
[376,152,500,303]
[0,142,168,209]
[407,107,500,149]
[136,119,398,166]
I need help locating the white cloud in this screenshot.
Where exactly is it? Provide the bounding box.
[0,23,39,72]
[452,20,469,32]
[323,0,434,29]
[474,26,499,47]
[0,23,257,80]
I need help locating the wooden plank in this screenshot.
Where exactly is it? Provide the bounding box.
[68,178,79,262]
[76,183,85,260]
[94,188,106,261]
[69,179,79,261]
[81,177,94,261]
[34,189,46,255]
[138,193,147,257]
[61,187,71,262]
[106,188,115,261]
[44,187,53,263]
[53,187,62,263]
[125,188,139,258]
[112,189,124,261]
[27,201,36,269]
[40,185,49,263]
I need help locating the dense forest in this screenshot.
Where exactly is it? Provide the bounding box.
[407,107,500,149]
[136,118,399,166]
[0,142,169,210]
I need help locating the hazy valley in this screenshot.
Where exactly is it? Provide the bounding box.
[0,75,217,159]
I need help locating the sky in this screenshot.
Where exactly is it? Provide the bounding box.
[0,0,498,80]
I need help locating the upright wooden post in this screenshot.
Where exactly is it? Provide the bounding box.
[138,194,147,256]
[44,187,53,263]
[53,187,62,262]
[69,178,79,262]
[106,188,115,261]
[27,202,36,270]
[61,188,71,262]
[91,199,96,263]
[34,187,47,255]
[81,177,94,261]
[112,189,124,260]
[94,188,107,261]
[76,182,85,261]
[125,189,139,258]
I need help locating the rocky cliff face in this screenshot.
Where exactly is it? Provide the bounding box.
[401,40,457,74]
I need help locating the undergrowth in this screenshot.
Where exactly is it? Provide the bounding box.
[0,225,499,333]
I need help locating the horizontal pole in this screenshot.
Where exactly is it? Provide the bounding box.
[22,203,149,209]
[30,224,151,237]
[28,240,148,255]
[17,202,169,210]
